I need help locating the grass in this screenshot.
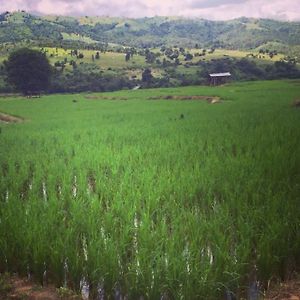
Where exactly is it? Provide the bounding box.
[0,80,300,298]
[61,32,99,44]
[207,49,284,61]
[42,47,147,70]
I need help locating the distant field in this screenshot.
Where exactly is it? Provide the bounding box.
[207,48,284,61]
[0,80,300,298]
[41,47,147,70]
[61,32,99,44]
[0,45,286,68]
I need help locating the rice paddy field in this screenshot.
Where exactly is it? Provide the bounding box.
[0,80,300,299]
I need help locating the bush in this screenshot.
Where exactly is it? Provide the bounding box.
[5,48,51,95]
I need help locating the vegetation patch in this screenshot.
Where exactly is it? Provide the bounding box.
[85,95,128,100]
[0,273,12,298]
[292,99,300,108]
[0,94,21,98]
[148,95,221,103]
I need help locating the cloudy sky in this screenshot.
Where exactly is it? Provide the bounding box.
[1,0,300,21]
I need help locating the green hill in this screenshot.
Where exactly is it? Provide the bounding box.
[0,11,300,56]
[0,11,299,93]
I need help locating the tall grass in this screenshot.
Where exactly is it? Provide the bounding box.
[0,80,300,298]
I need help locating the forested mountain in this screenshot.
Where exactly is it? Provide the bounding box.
[0,11,300,55]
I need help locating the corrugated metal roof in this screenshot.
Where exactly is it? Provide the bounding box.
[209,72,231,77]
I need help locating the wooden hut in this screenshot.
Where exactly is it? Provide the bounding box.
[209,72,231,86]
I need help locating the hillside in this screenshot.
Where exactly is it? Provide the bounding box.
[0,11,299,94]
[0,11,300,55]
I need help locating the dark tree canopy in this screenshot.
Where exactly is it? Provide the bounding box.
[125,52,131,62]
[142,68,153,83]
[5,48,51,95]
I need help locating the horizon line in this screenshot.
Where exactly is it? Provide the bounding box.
[1,9,300,23]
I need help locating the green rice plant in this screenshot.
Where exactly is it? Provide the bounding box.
[0,80,299,298]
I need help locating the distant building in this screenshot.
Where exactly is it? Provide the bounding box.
[209,72,231,85]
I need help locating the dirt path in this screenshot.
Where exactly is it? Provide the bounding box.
[265,279,300,299]
[1,273,300,299]
[0,274,80,300]
[148,95,222,103]
[0,112,24,124]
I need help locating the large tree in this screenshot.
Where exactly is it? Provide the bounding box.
[141,68,153,83]
[5,48,51,95]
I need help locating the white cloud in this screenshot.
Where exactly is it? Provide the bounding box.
[188,0,247,9]
[0,0,300,21]
[178,0,300,21]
